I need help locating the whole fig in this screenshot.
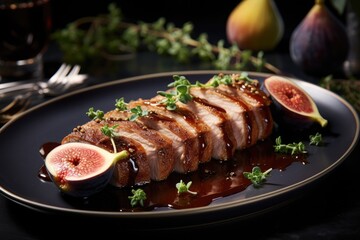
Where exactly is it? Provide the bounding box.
[289,0,349,77]
[226,0,284,51]
[45,142,129,198]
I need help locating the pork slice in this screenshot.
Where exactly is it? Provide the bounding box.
[214,81,273,140]
[61,119,150,187]
[128,99,200,173]
[177,93,237,161]
[105,110,176,182]
[150,95,213,164]
[190,87,259,150]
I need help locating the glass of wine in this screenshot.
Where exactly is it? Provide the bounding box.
[0,0,52,82]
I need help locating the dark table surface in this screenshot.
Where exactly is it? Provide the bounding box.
[1,43,360,239]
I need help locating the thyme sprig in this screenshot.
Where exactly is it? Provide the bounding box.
[176,180,197,195]
[128,106,149,121]
[101,124,119,153]
[157,75,193,110]
[52,3,282,74]
[115,97,128,111]
[309,132,323,146]
[128,188,147,207]
[274,136,307,155]
[86,107,104,121]
[243,166,272,187]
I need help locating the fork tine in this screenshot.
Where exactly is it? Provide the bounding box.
[48,64,66,82]
[56,65,81,88]
[68,65,80,76]
[48,64,71,85]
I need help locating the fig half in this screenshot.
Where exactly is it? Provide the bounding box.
[263,76,328,128]
[45,142,129,198]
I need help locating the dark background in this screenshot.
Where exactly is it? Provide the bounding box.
[48,0,346,54]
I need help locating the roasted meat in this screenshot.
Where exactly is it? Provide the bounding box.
[61,73,274,187]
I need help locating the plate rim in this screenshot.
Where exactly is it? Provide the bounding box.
[1,70,359,220]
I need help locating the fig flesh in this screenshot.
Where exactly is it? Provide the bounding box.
[263,76,328,128]
[289,0,349,77]
[45,142,129,198]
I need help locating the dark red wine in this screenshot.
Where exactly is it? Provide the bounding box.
[0,0,52,61]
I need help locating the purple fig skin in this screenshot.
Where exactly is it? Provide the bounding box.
[289,0,349,77]
[45,142,129,198]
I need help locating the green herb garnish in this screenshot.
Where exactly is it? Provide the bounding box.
[309,132,323,146]
[274,136,307,155]
[128,106,148,121]
[128,188,147,207]
[115,97,128,111]
[86,107,104,121]
[157,75,193,110]
[176,180,197,195]
[101,124,119,153]
[243,166,272,187]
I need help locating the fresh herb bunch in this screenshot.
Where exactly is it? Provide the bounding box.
[51,3,282,74]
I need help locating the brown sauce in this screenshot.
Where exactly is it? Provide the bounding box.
[38,137,307,212]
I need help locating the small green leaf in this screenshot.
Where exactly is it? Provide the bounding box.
[243,166,272,187]
[176,180,197,195]
[128,188,147,207]
[309,132,323,146]
[86,107,104,121]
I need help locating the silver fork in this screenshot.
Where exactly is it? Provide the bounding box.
[0,64,88,123]
[0,64,87,100]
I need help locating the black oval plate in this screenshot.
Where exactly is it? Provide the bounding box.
[0,71,359,229]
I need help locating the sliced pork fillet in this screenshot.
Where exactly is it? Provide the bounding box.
[60,73,274,188]
[128,99,202,173]
[150,95,213,164]
[213,77,273,141]
[190,87,259,150]
[104,110,176,183]
[176,97,237,160]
